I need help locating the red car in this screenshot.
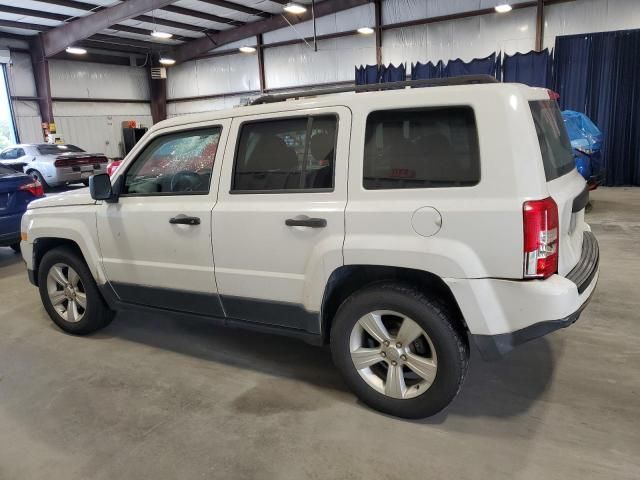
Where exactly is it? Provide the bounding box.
[107,160,123,176]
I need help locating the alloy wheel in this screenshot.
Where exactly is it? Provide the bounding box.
[349,310,438,399]
[46,263,87,323]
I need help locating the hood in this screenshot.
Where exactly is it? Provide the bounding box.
[28,187,96,209]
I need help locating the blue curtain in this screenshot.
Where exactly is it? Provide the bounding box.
[554,29,640,186]
[411,61,444,80]
[355,64,380,85]
[380,63,406,82]
[502,49,552,88]
[444,53,498,78]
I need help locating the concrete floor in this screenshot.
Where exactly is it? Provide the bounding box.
[0,187,638,480]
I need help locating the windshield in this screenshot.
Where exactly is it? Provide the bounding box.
[529,100,576,181]
[37,144,85,155]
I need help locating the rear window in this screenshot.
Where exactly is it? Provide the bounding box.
[363,107,480,189]
[529,100,575,181]
[37,144,85,155]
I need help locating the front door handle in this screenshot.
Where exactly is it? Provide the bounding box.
[285,217,327,228]
[169,215,200,225]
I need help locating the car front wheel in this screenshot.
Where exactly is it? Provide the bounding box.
[330,283,469,418]
[38,246,114,335]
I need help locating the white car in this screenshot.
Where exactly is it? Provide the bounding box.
[19,76,599,418]
[0,144,108,190]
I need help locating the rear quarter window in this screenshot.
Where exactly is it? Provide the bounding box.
[529,100,576,181]
[363,107,480,189]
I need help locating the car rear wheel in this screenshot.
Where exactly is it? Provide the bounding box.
[330,283,469,418]
[38,246,114,335]
[29,170,49,191]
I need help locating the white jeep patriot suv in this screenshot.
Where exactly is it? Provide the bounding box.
[20,76,599,418]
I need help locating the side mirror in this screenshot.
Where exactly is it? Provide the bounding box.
[89,173,116,202]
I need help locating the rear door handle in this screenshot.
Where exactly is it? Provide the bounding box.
[285,217,327,228]
[169,215,200,225]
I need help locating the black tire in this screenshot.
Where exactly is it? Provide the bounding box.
[38,246,114,335]
[330,282,469,419]
[28,170,50,192]
[10,243,21,253]
[81,180,90,186]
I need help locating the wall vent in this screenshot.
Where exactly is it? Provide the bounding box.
[151,67,167,79]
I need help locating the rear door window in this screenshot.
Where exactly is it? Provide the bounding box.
[529,100,576,181]
[363,107,480,189]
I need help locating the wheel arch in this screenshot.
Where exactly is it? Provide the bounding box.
[31,237,85,287]
[320,265,468,343]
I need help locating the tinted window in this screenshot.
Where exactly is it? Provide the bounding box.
[232,115,336,192]
[363,107,480,189]
[37,144,85,155]
[124,128,221,195]
[529,100,575,181]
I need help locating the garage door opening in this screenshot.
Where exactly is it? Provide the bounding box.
[0,63,18,148]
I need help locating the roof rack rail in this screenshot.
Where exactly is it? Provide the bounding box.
[250,74,499,105]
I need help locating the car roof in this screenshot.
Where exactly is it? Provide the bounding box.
[154,82,548,132]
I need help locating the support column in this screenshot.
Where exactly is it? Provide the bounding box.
[29,36,54,128]
[374,0,382,65]
[148,58,167,124]
[257,34,266,93]
[535,0,544,51]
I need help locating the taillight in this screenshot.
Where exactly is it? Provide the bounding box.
[523,197,559,279]
[19,180,44,197]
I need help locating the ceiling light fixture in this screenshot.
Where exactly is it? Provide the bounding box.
[159,57,176,65]
[495,4,513,13]
[283,2,307,14]
[65,46,87,54]
[151,30,173,39]
[357,27,375,35]
[239,46,257,53]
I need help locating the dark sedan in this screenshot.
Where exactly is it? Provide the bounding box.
[0,165,44,252]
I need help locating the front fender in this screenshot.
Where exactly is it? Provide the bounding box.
[22,205,107,284]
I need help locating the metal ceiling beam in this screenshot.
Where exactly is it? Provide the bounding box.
[31,0,102,10]
[106,24,191,41]
[0,5,71,22]
[41,0,179,57]
[196,0,271,17]
[135,15,211,33]
[173,0,372,63]
[78,39,149,54]
[0,4,207,35]
[0,19,50,31]
[161,5,244,26]
[90,33,160,50]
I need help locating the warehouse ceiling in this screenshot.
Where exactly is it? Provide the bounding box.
[0,0,341,60]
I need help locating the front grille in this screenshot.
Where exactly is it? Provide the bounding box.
[566,231,599,294]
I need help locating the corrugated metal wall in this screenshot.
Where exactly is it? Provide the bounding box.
[3,0,640,127]
[52,102,152,158]
[47,60,151,157]
[5,51,42,144]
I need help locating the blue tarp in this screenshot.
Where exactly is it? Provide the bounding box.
[561,110,603,152]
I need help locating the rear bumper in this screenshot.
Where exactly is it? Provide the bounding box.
[0,231,20,247]
[447,231,600,360]
[0,212,23,246]
[471,281,596,360]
